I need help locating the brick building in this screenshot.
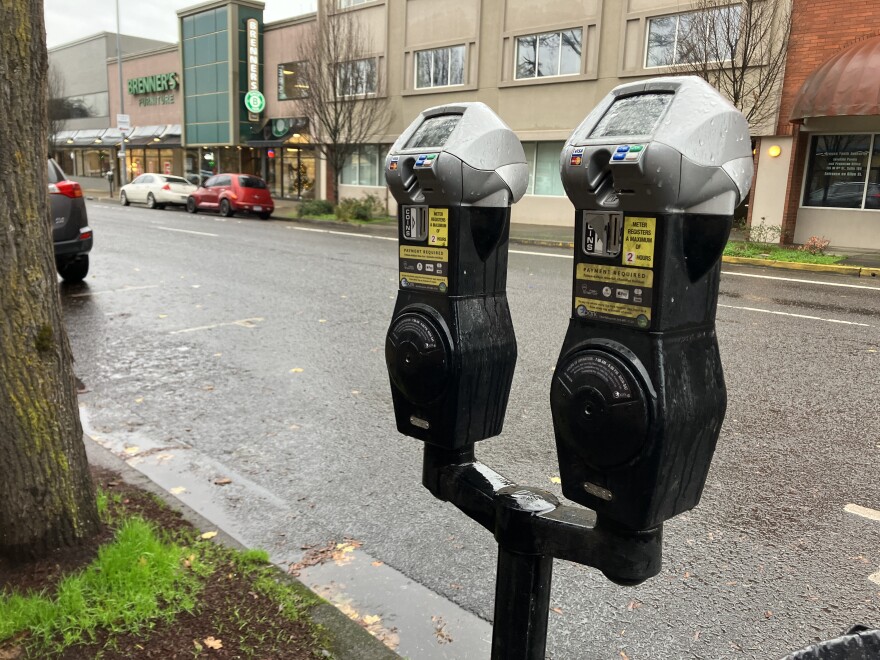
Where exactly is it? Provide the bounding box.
[750,0,880,249]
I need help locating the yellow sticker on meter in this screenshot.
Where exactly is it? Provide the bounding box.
[622,217,656,268]
[428,208,448,247]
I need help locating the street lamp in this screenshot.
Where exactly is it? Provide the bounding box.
[115,0,127,187]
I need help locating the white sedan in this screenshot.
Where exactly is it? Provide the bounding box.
[119,173,197,209]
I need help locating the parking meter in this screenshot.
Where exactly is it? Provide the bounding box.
[551,77,753,531]
[384,102,528,448]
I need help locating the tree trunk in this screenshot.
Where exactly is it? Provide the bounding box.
[0,0,99,561]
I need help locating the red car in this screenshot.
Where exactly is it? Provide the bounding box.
[186,173,274,219]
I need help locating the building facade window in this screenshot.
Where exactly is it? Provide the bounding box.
[278,61,309,100]
[515,29,582,80]
[646,6,740,68]
[339,0,369,7]
[341,145,385,186]
[336,58,377,96]
[415,45,465,89]
[803,134,880,210]
[523,141,565,196]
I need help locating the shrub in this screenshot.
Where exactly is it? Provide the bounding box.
[297,199,335,218]
[799,235,831,255]
[335,194,385,221]
[745,222,782,244]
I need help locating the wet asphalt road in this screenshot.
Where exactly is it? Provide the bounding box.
[62,200,880,659]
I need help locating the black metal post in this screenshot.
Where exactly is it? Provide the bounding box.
[491,547,553,660]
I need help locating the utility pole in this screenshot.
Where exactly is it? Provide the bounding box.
[115,0,127,187]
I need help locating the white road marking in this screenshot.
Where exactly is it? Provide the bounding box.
[157,226,219,237]
[718,304,872,327]
[169,317,264,335]
[511,249,572,259]
[292,226,396,241]
[845,503,880,522]
[69,285,159,298]
[722,270,880,291]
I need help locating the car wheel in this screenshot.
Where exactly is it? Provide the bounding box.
[220,199,233,217]
[186,197,198,213]
[147,193,157,209]
[258,211,271,220]
[120,191,129,206]
[57,255,89,283]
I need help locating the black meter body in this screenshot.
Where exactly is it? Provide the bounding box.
[385,102,528,448]
[552,77,754,530]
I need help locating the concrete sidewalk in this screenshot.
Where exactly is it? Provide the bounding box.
[84,187,880,276]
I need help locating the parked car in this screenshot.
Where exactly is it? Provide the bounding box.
[49,157,92,283]
[186,173,274,219]
[119,173,197,209]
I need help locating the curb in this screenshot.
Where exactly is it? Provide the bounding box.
[721,256,880,278]
[82,437,399,660]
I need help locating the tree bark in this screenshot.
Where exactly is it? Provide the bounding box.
[0,0,99,561]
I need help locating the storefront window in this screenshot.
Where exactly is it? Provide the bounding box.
[867,138,880,210]
[803,134,873,209]
[82,148,110,176]
[284,147,316,199]
[278,61,309,99]
[341,145,382,186]
[523,141,565,196]
[219,147,239,173]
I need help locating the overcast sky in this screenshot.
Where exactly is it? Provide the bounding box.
[44,0,316,49]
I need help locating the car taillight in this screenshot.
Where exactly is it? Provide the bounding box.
[48,180,83,198]
[162,184,171,191]
[79,229,93,240]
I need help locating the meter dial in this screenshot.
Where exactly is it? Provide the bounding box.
[551,349,650,469]
[385,312,451,405]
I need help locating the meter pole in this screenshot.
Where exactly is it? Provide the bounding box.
[423,444,663,660]
[491,547,553,660]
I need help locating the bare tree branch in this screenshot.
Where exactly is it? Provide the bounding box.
[291,0,391,203]
[669,0,792,133]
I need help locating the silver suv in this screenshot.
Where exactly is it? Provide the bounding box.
[49,158,92,282]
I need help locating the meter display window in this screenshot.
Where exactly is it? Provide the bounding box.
[405,115,462,150]
[589,93,673,138]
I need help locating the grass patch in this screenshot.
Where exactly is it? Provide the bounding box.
[723,241,845,265]
[0,518,206,653]
[0,482,328,658]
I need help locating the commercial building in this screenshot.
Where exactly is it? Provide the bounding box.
[56,0,880,249]
[48,33,176,180]
[750,0,880,249]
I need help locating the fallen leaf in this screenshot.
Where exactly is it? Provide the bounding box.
[620,652,631,660]
[183,553,196,569]
[683,571,691,579]
[124,446,140,455]
[351,390,360,395]
[214,353,222,357]
[202,385,215,391]
[156,453,174,462]
[290,368,304,373]
[170,486,187,495]
[627,600,642,611]
[213,477,232,486]
[363,614,381,625]
[201,531,218,540]
[550,476,562,484]
[431,616,453,644]
[371,561,384,567]
[765,610,773,619]
[192,640,203,652]
[551,607,563,614]
[158,314,168,319]
[694,630,701,641]
[134,397,144,404]
[203,636,223,650]
[319,319,327,323]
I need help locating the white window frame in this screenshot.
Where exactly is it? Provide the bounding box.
[644,5,741,69]
[514,28,583,81]
[414,45,466,89]
[336,58,377,97]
